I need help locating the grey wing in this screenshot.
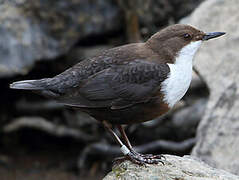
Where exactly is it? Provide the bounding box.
[58,60,170,109]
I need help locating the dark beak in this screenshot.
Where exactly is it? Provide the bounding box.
[203,32,226,41]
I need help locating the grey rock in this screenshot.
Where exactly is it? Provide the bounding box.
[3,116,96,141]
[103,155,239,180]
[171,98,207,137]
[130,0,203,31]
[190,71,206,90]
[181,0,239,175]
[0,0,119,77]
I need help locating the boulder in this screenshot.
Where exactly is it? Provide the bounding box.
[0,0,120,77]
[181,0,239,175]
[103,155,239,180]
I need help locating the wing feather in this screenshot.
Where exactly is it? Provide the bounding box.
[58,60,169,109]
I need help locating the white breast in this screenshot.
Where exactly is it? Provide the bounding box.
[161,41,202,108]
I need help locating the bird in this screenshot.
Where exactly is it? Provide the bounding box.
[10,24,225,165]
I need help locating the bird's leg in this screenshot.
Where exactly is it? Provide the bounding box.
[117,125,133,149]
[103,121,165,165]
[117,125,165,162]
[102,121,141,165]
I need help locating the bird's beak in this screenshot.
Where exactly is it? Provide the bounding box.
[202,32,226,41]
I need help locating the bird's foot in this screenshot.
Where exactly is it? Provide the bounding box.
[113,150,165,166]
[131,150,166,161]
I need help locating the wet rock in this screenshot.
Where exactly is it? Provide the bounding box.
[0,0,120,77]
[103,155,239,180]
[181,0,239,175]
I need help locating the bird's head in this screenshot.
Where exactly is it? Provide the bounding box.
[146,24,225,64]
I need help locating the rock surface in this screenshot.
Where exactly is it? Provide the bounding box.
[0,0,119,77]
[103,155,239,180]
[127,0,203,31]
[181,0,239,175]
[171,98,207,138]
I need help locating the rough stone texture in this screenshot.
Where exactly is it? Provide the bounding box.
[0,0,119,77]
[126,0,203,27]
[103,155,239,180]
[181,0,239,175]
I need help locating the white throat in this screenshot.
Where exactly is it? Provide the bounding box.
[161,41,202,107]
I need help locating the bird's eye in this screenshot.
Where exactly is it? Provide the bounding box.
[183,33,191,39]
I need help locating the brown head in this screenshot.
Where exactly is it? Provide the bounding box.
[146,24,225,64]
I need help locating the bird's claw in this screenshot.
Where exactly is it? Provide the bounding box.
[113,150,165,166]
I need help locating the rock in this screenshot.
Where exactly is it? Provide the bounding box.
[181,0,239,175]
[127,0,204,36]
[103,155,239,180]
[3,116,96,142]
[171,98,207,139]
[0,0,120,77]
[190,71,206,90]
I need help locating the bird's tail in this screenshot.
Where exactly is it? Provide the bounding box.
[10,79,46,90]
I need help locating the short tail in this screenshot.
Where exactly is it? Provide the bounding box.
[10,79,46,90]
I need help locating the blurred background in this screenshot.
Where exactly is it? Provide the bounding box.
[1,0,239,179]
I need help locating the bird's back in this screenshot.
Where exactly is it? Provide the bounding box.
[10,42,161,98]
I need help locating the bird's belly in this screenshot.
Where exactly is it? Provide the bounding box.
[82,98,170,125]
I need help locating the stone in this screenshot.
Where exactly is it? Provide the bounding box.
[130,0,203,30]
[103,155,239,180]
[3,116,96,141]
[171,98,207,139]
[181,0,239,175]
[0,0,120,77]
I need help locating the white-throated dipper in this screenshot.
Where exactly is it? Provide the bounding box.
[10,24,225,165]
